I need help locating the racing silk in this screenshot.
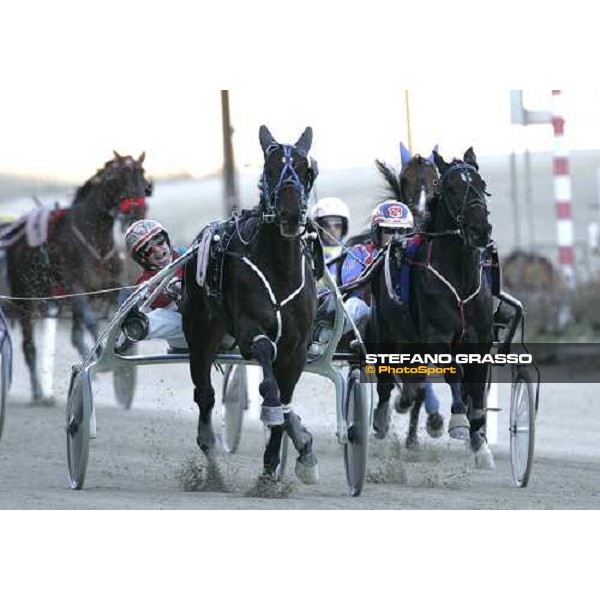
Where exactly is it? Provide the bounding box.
[136,247,185,309]
[341,242,380,303]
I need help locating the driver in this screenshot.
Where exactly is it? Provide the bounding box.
[121,219,188,352]
[341,200,414,333]
[342,201,444,438]
[311,196,350,284]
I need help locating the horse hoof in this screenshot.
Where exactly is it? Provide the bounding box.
[473,441,496,470]
[448,413,470,440]
[295,454,319,485]
[261,404,284,427]
[394,391,413,414]
[197,424,217,459]
[405,435,420,450]
[426,412,444,438]
[373,402,391,439]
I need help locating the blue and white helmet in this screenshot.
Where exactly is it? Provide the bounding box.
[370,201,414,245]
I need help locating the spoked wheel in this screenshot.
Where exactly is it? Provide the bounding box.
[66,367,91,490]
[0,353,7,440]
[343,368,370,497]
[0,332,12,440]
[510,367,536,487]
[221,365,247,454]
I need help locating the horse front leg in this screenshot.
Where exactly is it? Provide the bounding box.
[406,384,425,449]
[249,335,283,427]
[19,312,44,404]
[373,371,395,439]
[192,360,218,459]
[464,363,495,470]
[273,348,318,484]
[445,365,470,440]
[71,296,100,359]
[182,285,224,459]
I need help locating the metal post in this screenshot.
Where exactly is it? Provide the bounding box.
[551,90,575,289]
[509,150,521,249]
[524,148,535,250]
[221,91,239,217]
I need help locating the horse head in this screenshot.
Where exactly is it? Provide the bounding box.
[432,147,492,248]
[258,125,318,239]
[374,143,438,229]
[85,151,150,229]
[399,142,438,221]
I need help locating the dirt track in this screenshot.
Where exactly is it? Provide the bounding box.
[1,328,599,509]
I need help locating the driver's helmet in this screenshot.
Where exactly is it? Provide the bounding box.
[311,197,350,239]
[125,219,171,268]
[370,201,414,246]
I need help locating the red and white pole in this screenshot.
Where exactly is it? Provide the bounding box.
[552,90,575,289]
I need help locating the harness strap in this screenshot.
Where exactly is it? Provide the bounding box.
[71,222,117,263]
[240,254,306,346]
[409,240,483,342]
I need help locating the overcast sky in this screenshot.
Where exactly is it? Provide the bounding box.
[1,3,596,181]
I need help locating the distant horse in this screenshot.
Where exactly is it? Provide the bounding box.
[352,145,441,442]
[345,142,438,248]
[182,125,321,482]
[5,152,149,403]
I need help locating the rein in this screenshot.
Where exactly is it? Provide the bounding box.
[70,221,117,263]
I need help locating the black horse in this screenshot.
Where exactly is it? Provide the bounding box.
[367,147,443,442]
[182,126,322,482]
[5,152,149,403]
[371,148,495,468]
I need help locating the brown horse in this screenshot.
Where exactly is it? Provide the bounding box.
[5,152,149,403]
[182,126,321,482]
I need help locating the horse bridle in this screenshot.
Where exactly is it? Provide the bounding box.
[433,162,489,243]
[259,144,317,226]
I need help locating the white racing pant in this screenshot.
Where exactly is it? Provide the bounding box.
[343,296,370,335]
[147,308,188,349]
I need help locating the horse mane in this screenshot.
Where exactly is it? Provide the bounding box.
[374,160,403,203]
[72,178,95,205]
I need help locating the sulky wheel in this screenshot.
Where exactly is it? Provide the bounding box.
[343,367,370,497]
[66,366,91,490]
[510,367,536,488]
[221,365,247,454]
[0,352,7,440]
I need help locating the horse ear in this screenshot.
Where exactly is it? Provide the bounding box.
[433,150,449,174]
[259,125,276,154]
[399,142,413,167]
[427,144,439,163]
[295,127,313,155]
[464,147,479,171]
[138,151,146,164]
[113,150,122,160]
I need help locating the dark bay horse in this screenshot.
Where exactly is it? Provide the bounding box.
[367,147,443,441]
[375,148,495,468]
[182,126,321,482]
[6,152,149,403]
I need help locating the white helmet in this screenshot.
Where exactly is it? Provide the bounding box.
[311,197,350,237]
